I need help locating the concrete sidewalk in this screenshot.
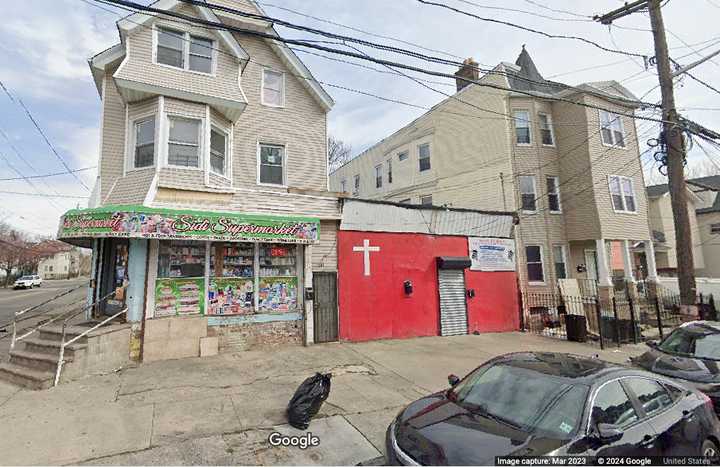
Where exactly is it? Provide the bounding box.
[0,332,646,465]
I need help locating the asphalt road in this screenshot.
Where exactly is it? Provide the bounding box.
[0,278,90,357]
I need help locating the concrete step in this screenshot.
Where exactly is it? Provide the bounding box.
[38,325,91,343]
[0,363,54,390]
[22,337,87,357]
[9,350,74,373]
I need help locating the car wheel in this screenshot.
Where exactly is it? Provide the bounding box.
[702,439,719,457]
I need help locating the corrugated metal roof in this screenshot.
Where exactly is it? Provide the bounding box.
[340,199,515,238]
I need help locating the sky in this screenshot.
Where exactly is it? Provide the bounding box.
[0,0,718,237]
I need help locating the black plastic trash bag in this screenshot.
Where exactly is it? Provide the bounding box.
[287,372,332,430]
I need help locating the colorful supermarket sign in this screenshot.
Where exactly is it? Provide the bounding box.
[58,205,321,244]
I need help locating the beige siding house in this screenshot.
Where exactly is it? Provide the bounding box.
[687,176,720,278]
[66,0,341,358]
[330,48,655,297]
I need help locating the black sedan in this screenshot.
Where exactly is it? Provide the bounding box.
[631,321,720,412]
[386,352,720,465]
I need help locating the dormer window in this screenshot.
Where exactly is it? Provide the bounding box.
[156,26,214,74]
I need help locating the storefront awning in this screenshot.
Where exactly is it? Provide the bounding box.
[58,205,320,245]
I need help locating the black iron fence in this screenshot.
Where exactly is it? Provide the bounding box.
[522,286,717,349]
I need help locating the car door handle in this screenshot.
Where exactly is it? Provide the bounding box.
[640,434,657,447]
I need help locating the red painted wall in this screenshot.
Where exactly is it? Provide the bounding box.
[338,230,520,342]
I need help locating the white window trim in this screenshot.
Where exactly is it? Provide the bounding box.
[418,143,431,172]
[126,111,158,172]
[538,112,555,147]
[513,110,532,146]
[526,244,546,286]
[261,68,286,108]
[256,142,288,187]
[519,175,538,214]
[209,124,231,179]
[166,114,205,171]
[375,164,383,189]
[598,110,627,149]
[547,176,562,214]
[608,175,638,214]
[153,25,217,77]
[552,244,568,280]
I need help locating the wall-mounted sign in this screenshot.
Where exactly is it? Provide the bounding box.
[58,205,320,244]
[468,237,516,272]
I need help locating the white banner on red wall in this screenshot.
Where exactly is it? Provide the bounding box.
[468,238,516,272]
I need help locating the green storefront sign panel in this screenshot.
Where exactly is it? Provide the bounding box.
[58,205,321,244]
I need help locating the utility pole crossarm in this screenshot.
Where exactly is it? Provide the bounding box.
[593,0,648,24]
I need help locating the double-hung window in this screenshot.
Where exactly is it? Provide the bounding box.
[133,117,155,168]
[210,127,227,176]
[375,165,383,189]
[168,117,201,168]
[418,144,431,172]
[353,174,360,196]
[514,110,531,145]
[599,110,626,147]
[553,245,567,280]
[259,144,285,185]
[526,245,545,283]
[538,113,554,146]
[387,160,393,184]
[262,69,285,107]
[519,175,537,212]
[546,176,561,213]
[156,27,214,74]
[609,175,637,213]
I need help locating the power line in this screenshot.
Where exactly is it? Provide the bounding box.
[449,0,593,23]
[0,81,91,191]
[520,0,591,19]
[0,191,88,199]
[100,0,680,128]
[0,166,96,182]
[0,152,64,212]
[414,0,649,59]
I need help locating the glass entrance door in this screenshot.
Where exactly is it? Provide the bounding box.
[100,239,129,316]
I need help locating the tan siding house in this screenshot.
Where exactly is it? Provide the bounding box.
[69,0,341,359]
[330,49,655,297]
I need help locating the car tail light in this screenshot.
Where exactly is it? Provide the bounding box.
[700,391,715,412]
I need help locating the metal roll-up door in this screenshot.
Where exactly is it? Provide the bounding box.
[438,269,468,336]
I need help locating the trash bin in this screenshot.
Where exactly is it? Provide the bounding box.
[565,314,587,343]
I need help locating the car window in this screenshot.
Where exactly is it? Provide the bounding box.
[659,326,720,360]
[623,378,674,418]
[663,383,685,402]
[452,362,589,439]
[19,276,32,280]
[591,380,638,429]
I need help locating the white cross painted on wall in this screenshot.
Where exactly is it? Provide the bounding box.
[353,239,380,276]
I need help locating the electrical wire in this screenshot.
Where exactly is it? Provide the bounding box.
[0,166,96,182]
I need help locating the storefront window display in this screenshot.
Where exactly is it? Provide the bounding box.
[259,244,298,312]
[208,243,255,315]
[155,240,205,317]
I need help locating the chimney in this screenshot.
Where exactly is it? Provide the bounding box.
[455,57,479,92]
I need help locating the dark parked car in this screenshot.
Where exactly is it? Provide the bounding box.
[631,321,720,412]
[386,352,720,465]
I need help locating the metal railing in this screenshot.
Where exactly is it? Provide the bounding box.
[53,306,127,387]
[9,283,87,350]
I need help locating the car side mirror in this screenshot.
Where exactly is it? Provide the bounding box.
[596,423,623,443]
[646,340,658,348]
[448,374,460,387]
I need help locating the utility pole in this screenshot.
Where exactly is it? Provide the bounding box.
[595,0,697,305]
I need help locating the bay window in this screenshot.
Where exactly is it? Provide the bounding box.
[157,27,184,68]
[168,117,201,168]
[519,175,537,212]
[514,110,531,145]
[609,175,637,213]
[133,117,155,168]
[189,36,213,74]
[259,144,285,185]
[599,110,626,147]
[210,127,227,176]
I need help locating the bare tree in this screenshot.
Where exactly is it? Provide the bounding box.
[328,136,352,172]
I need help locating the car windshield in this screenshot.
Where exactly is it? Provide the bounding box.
[450,362,588,439]
[658,325,720,360]
[18,276,33,280]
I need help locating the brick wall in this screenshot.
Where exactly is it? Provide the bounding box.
[209,320,302,351]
